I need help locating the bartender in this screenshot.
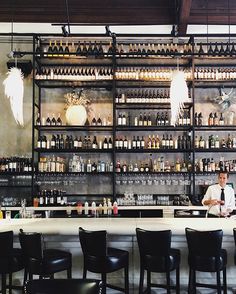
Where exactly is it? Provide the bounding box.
[202,171,235,217]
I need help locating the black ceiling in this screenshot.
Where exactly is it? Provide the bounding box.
[0,0,235,34]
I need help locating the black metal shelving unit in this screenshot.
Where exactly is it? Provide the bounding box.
[28,33,236,206]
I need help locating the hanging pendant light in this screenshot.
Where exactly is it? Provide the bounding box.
[170,67,188,126]
[3,21,24,127]
[3,66,24,126]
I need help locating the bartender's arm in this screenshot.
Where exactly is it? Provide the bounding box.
[202,185,223,206]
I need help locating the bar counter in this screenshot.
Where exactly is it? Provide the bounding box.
[2,217,236,293]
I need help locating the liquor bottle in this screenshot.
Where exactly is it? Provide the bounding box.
[87,41,93,56]
[147,113,152,126]
[169,134,174,149]
[227,134,233,149]
[214,43,220,56]
[108,136,113,149]
[52,40,58,56]
[103,136,108,149]
[51,114,57,126]
[208,43,214,55]
[97,115,102,126]
[208,113,214,126]
[231,42,236,55]
[46,113,51,126]
[136,136,141,149]
[132,136,137,149]
[164,112,169,125]
[198,113,203,126]
[219,113,224,125]
[98,41,104,57]
[47,40,53,57]
[76,41,82,56]
[138,113,143,126]
[82,41,87,56]
[219,43,225,56]
[93,41,99,56]
[91,116,97,126]
[213,112,219,125]
[123,136,128,149]
[55,134,60,149]
[198,43,204,56]
[141,136,145,149]
[143,112,147,126]
[58,40,64,56]
[56,113,62,125]
[65,135,70,149]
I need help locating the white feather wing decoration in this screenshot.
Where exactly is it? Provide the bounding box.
[170,70,189,126]
[3,67,24,126]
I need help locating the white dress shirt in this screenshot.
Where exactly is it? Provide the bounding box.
[202,184,235,216]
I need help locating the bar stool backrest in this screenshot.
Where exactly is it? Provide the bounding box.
[0,231,13,257]
[79,227,107,257]
[136,228,171,257]
[185,227,223,257]
[19,229,43,260]
[232,228,236,245]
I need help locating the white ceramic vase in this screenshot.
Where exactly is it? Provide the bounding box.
[65,105,87,125]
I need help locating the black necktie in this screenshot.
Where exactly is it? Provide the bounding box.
[221,188,225,202]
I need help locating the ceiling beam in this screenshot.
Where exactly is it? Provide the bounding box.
[178,0,192,34]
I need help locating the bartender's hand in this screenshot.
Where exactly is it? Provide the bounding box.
[203,199,223,206]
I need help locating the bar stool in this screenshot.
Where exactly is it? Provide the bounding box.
[136,228,180,294]
[24,278,103,294]
[19,229,72,281]
[0,230,25,294]
[79,227,129,294]
[232,228,236,267]
[185,227,227,294]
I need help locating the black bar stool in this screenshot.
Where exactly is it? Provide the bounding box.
[185,227,227,294]
[24,278,103,294]
[136,228,180,294]
[0,230,25,294]
[19,229,72,281]
[79,227,129,294]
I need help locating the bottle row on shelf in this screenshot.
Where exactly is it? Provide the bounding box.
[116,157,191,173]
[36,113,62,126]
[35,66,236,82]
[40,132,236,152]
[117,110,191,127]
[37,135,113,150]
[35,189,67,206]
[40,40,236,58]
[195,134,236,149]
[194,112,226,126]
[115,134,191,150]
[115,88,191,104]
[0,157,32,173]
[38,155,113,173]
[36,113,112,127]
[195,157,236,173]
[41,40,193,57]
[35,67,113,81]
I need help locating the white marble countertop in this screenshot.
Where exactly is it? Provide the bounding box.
[1,217,236,236]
